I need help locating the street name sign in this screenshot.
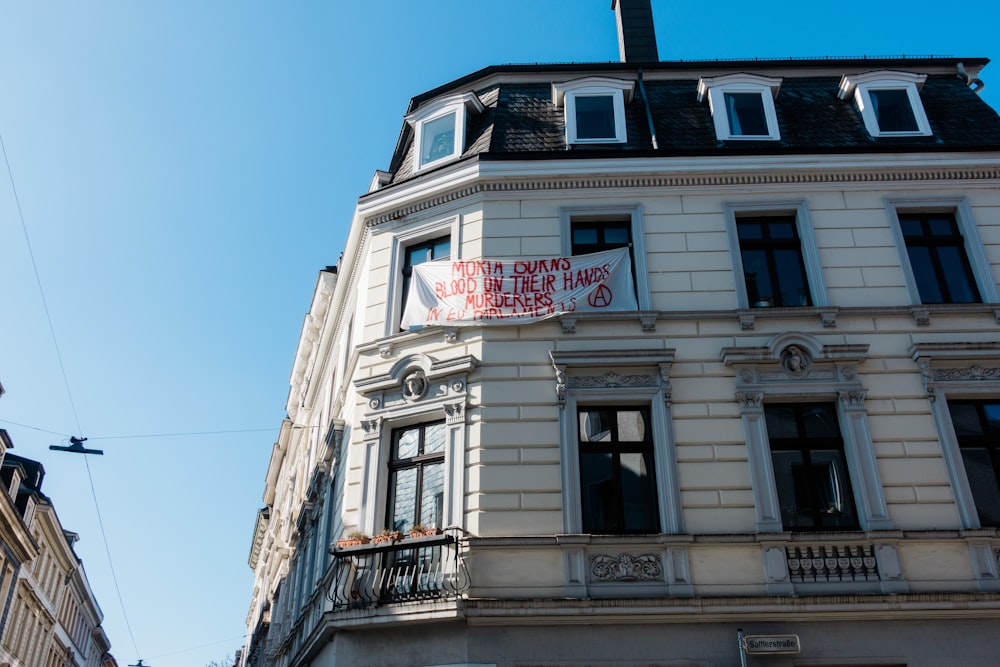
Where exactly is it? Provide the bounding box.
[742,634,801,655]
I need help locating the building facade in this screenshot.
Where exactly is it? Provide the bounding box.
[0,444,115,667]
[243,4,1000,665]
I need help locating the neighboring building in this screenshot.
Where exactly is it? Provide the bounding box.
[243,2,1000,665]
[0,445,115,667]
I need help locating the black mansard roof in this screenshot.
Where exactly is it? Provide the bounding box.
[382,57,1000,188]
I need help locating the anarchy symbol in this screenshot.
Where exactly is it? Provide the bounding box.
[588,284,613,308]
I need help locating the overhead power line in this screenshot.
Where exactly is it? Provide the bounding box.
[1,126,142,660]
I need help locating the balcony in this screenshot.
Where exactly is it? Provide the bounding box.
[329,530,470,609]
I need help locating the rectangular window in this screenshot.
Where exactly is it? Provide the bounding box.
[765,403,859,531]
[578,406,660,533]
[387,421,446,534]
[725,92,769,137]
[575,95,616,140]
[947,401,1000,527]
[419,112,457,167]
[869,88,919,133]
[898,212,980,304]
[737,215,811,307]
[400,235,451,324]
[571,217,638,302]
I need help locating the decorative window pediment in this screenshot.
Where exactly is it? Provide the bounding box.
[405,92,483,172]
[838,70,931,137]
[552,77,634,145]
[697,73,782,141]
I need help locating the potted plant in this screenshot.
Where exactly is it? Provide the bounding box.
[335,531,370,549]
[408,524,442,539]
[371,528,405,544]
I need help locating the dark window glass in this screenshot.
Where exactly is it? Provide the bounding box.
[948,401,1000,527]
[765,403,858,531]
[724,92,769,136]
[737,216,810,307]
[575,95,616,140]
[578,406,659,533]
[870,89,918,132]
[387,422,446,534]
[898,213,979,304]
[571,218,637,301]
[401,236,451,325]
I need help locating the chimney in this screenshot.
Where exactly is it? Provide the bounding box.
[612,0,659,63]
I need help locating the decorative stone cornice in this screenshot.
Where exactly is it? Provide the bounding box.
[364,167,1000,227]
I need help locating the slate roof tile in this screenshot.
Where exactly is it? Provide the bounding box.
[386,63,1000,188]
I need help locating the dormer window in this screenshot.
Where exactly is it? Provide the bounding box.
[406,92,483,172]
[838,71,932,137]
[552,77,634,145]
[698,73,782,141]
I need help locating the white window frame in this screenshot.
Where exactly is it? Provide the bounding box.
[560,205,650,310]
[354,353,475,537]
[552,77,634,145]
[723,332,892,533]
[885,197,999,306]
[385,216,460,337]
[723,200,828,309]
[697,73,782,141]
[911,343,1000,529]
[405,92,483,172]
[838,71,932,137]
[550,349,683,535]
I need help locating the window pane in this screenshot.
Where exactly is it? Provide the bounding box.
[765,405,799,438]
[938,245,980,304]
[725,93,769,136]
[395,427,420,459]
[616,410,648,442]
[420,112,456,165]
[949,403,983,437]
[737,221,762,240]
[620,452,659,532]
[742,249,773,306]
[985,404,1000,430]
[389,467,418,532]
[774,249,810,306]
[928,216,956,236]
[870,89,918,132]
[769,221,796,239]
[580,410,613,442]
[572,227,598,245]
[423,422,447,454]
[809,450,856,528]
[899,218,923,237]
[961,448,1000,527]
[799,405,838,438]
[575,95,616,140]
[580,452,616,532]
[420,461,445,529]
[772,450,810,528]
[906,245,944,303]
[604,227,630,246]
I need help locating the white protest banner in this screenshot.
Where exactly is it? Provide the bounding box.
[401,247,637,328]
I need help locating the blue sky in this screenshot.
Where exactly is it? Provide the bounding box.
[2,1,999,665]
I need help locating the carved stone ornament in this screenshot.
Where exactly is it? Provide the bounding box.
[444,401,465,425]
[361,416,383,441]
[781,345,810,375]
[368,397,381,410]
[401,369,428,402]
[590,553,663,582]
[838,389,868,410]
[569,373,656,389]
[736,392,764,413]
[932,366,1000,382]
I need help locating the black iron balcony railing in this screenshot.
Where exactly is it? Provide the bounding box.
[328,530,469,609]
